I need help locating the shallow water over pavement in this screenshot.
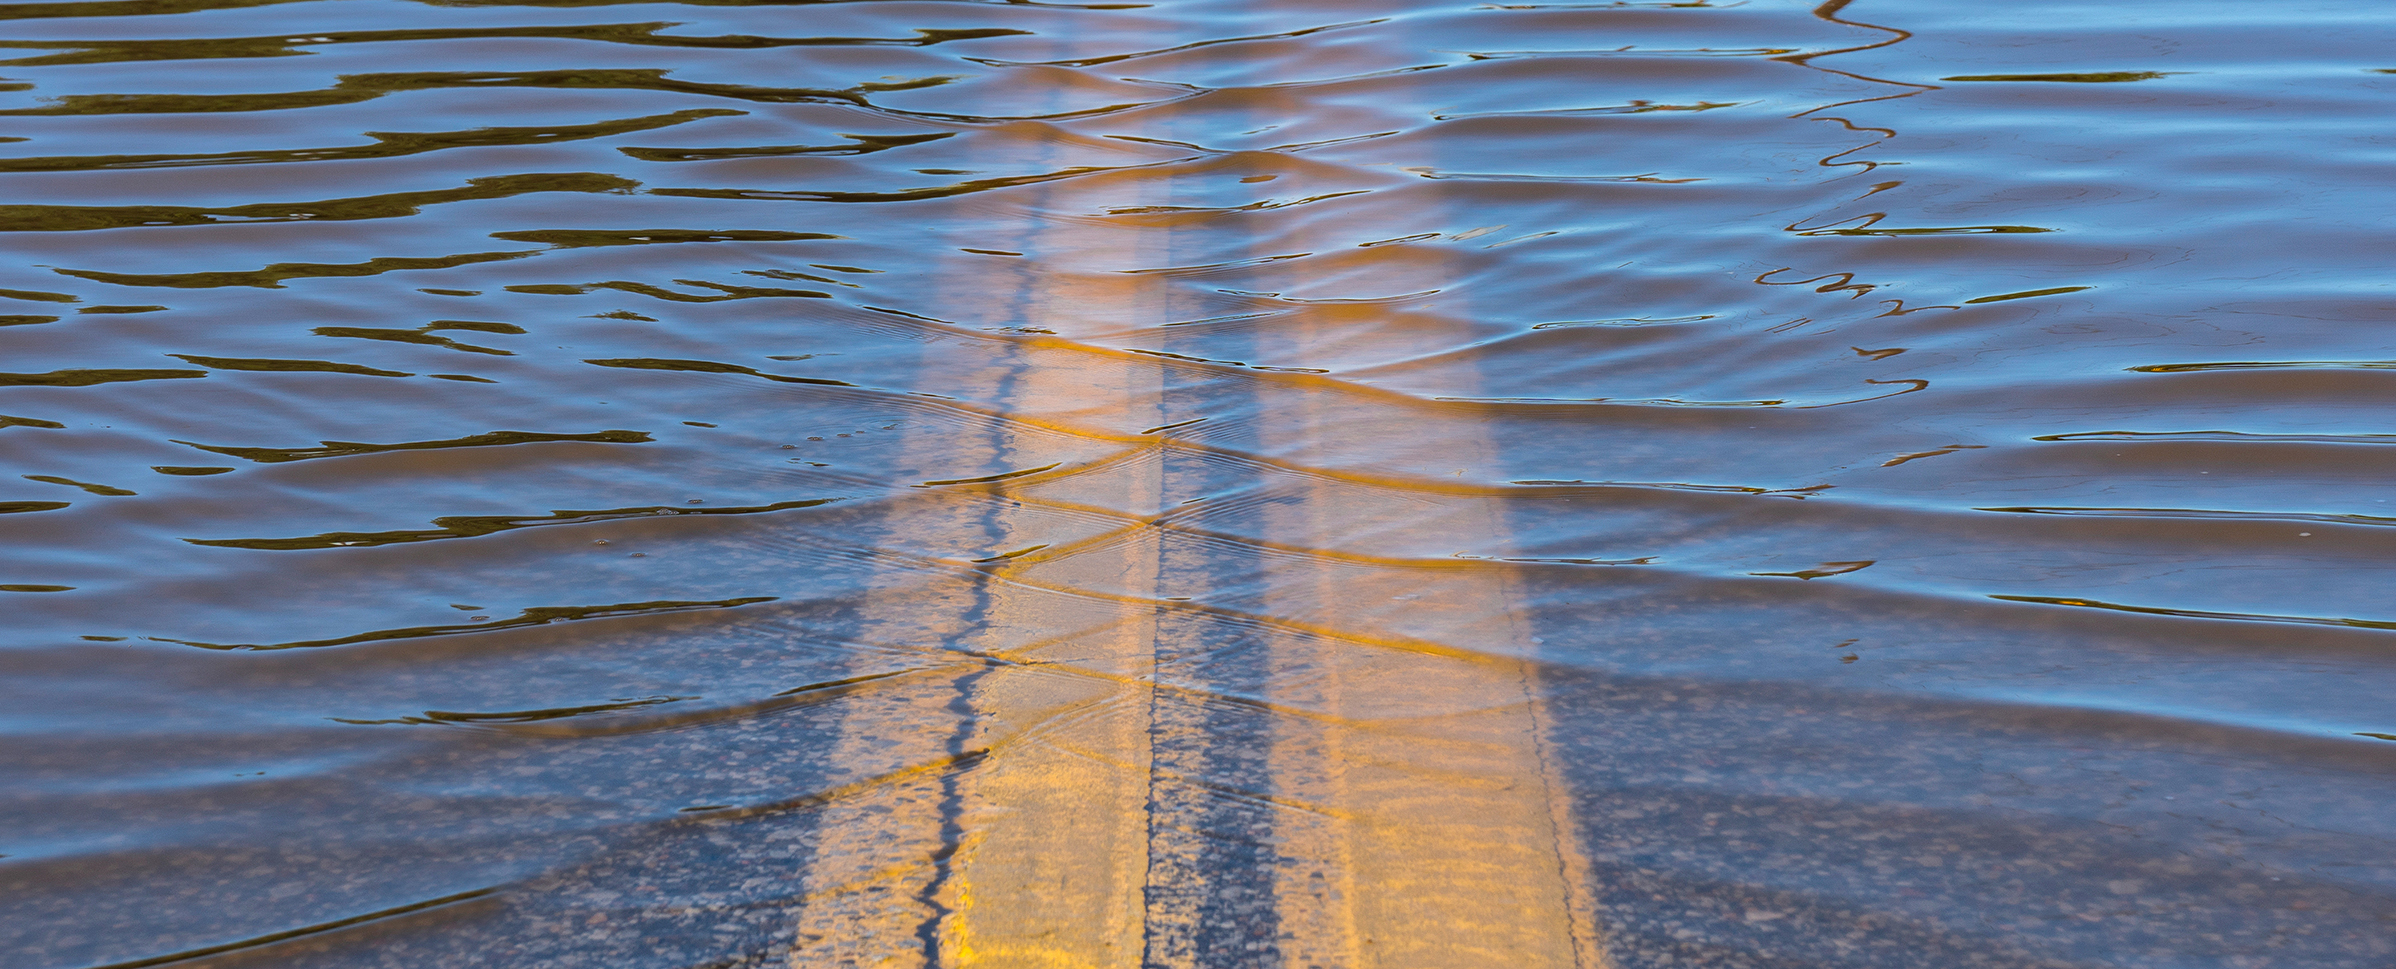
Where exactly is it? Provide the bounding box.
[4,0,2396,966]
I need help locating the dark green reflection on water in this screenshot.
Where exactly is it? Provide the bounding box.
[0,173,635,232]
[187,497,839,550]
[0,108,740,172]
[173,428,652,463]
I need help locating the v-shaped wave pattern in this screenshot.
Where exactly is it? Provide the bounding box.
[3,0,2395,966]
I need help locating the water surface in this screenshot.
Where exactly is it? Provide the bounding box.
[4,0,2395,966]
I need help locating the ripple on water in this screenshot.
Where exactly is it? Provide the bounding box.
[4,0,2396,966]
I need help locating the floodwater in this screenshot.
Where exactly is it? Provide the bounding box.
[3,0,2394,965]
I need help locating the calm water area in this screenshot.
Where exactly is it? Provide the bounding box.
[3,0,2394,965]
